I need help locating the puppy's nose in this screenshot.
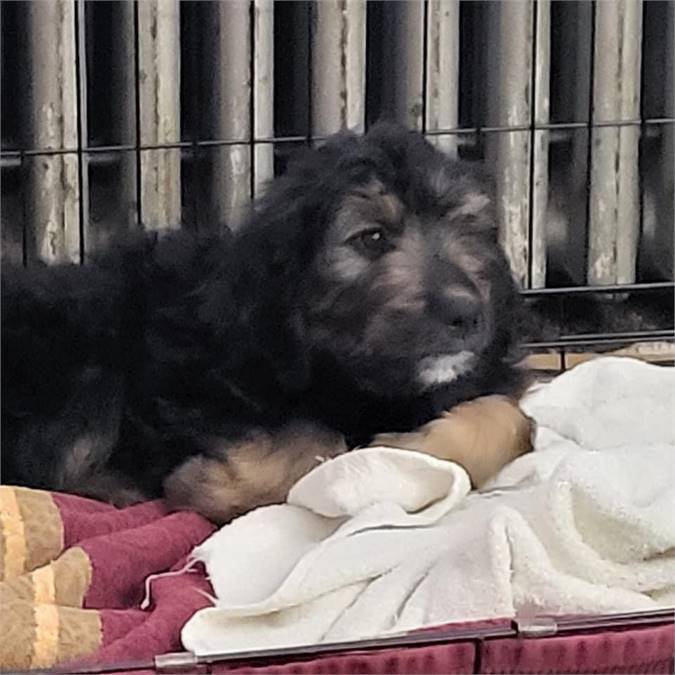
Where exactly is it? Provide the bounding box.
[429,290,483,333]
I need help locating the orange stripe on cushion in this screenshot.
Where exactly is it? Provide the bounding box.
[31,603,60,669]
[0,487,27,580]
[33,564,56,604]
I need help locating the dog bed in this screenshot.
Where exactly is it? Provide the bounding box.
[1,357,673,674]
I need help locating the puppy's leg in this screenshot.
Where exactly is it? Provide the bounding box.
[1,261,142,504]
[163,422,347,523]
[371,396,534,488]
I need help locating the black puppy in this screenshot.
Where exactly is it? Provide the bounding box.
[1,124,527,521]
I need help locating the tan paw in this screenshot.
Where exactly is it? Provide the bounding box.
[371,395,534,488]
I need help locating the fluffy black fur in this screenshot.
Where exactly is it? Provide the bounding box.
[2,124,527,508]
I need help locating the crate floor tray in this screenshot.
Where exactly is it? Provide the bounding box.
[52,608,674,674]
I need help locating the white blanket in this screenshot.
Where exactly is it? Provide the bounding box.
[182,357,675,655]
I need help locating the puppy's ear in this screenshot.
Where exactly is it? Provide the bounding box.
[230,170,329,392]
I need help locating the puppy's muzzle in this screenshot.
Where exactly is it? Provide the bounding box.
[428,288,486,352]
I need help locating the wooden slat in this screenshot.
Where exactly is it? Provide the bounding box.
[24,0,81,264]
[137,0,181,231]
[525,342,675,372]
[588,0,642,286]
[311,0,366,136]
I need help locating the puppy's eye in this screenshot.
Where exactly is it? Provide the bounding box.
[349,228,393,257]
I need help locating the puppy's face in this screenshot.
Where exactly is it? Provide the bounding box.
[296,126,521,396]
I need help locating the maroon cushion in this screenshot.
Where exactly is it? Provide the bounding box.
[203,623,673,675]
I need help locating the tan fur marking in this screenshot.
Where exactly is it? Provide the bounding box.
[335,181,404,238]
[164,423,348,524]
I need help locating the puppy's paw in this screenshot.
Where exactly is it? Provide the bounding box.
[371,395,534,488]
[163,453,265,524]
[164,423,348,524]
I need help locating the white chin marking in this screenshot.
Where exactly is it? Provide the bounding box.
[417,351,476,389]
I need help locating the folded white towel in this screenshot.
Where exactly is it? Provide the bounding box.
[182,357,675,655]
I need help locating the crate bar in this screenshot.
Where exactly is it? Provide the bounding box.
[642,2,674,279]
[587,0,642,285]
[73,0,89,263]
[425,0,459,157]
[380,1,425,131]
[520,279,674,297]
[485,0,534,288]
[24,0,81,264]
[53,608,674,674]
[253,0,274,196]
[311,0,366,137]
[137,0,181,231]
[529,0,550,289]
[200,0,251,229]
[4,118,672,160]
[524,330,674,350]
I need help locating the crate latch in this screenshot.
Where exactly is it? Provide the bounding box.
[154,651,201,673]
[514,616,558,638]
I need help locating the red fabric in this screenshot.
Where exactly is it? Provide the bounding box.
[214,642,477,674]
[52,494,176,547]
[480,623,675,674]
[81,511,212,608]
[50,493,215,670]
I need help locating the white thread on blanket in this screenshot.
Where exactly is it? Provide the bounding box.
[140,557,200,610]
[194,586,219,606]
